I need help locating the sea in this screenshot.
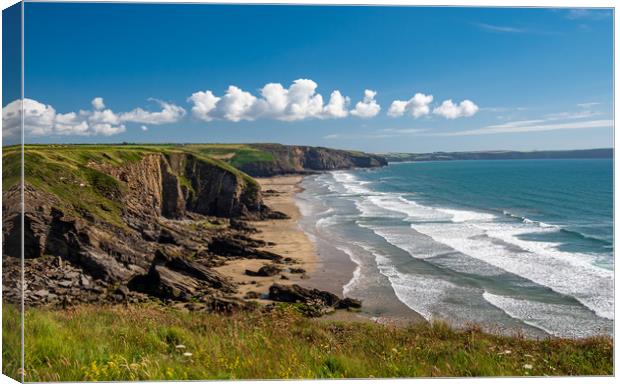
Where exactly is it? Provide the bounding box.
[296,159,613,338]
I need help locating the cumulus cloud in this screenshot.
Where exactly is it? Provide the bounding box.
[2,97,127,137]
[350,89,381,118]
[188,79,376,122]
[188,91,220,122]
[323,90,350,118]
[119,98,186,125]
[211,86,258,122]
[388,93,434,118]
[91,97,105,111]
[2,99,56,138]
[433,99,479,119]
[2,96,189,138]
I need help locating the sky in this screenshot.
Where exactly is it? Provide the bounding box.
[1,3,614,153]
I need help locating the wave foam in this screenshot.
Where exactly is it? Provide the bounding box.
[483,292,611,338]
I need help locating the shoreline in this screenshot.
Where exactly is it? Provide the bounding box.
[214,175,321,302]
[216,174,426,325]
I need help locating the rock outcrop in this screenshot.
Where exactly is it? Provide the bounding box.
[268,283,362,310]
[1,147,283,311]
[238,144,388,177]
[1,144,364,315]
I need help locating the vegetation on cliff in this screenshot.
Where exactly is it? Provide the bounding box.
[2,304,612,381]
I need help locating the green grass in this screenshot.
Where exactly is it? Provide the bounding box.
[1,144,263,229]
[2,304,612,381]
[181,144,275,169]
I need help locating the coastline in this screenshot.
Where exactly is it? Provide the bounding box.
[215,173,426,325]
[214,175,320,302]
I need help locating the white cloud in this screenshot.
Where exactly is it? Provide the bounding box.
[350,89,381,118]
[323,90,350,118]
[210,85,258,122]
[475,22,526,33]
[433,119,613,137]
[279,79,325,121]
[577,102,601,109]
[566,9,612,20]
[119,98,186,125]
[188,90,220,122]
[433,99,479,119]
[91,97,105,111]
[2,97,133,138]
[188,79,376,122]
[388,93,434,118]
[2,99,57,137]
[54,112,90,135]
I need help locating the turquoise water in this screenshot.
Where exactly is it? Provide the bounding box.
[297,159,613,338]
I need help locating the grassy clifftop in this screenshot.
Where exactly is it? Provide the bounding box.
[2,304,612,381]
[3,144,261,227]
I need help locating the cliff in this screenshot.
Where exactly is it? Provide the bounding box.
[2,142,382,310]
[237,144,388,177]
[1,145,276,307]
[176,143,388,177]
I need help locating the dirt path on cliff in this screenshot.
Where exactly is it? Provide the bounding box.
[214,175,319,301]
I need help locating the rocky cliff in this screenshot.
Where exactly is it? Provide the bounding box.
[2,146,279,308]
[2,143,372,312]
[236,144,388,177]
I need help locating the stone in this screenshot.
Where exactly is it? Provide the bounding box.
[245,265,281,277]
[268,284,340,307]
[336,297,362,309]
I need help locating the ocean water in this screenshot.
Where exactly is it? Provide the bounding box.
[296,159,613,338]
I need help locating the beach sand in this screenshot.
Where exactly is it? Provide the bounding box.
[215,174,424,325]
[214,175,319,301]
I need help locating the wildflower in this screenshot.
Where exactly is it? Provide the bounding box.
[183,352,193,357]
[523,364,533,370]
[175,344,186,350]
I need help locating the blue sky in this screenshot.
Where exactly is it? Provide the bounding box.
[2,3,614,152]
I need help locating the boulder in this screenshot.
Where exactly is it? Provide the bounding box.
[245,265,281,277]
[165,256,236,292]
[128,264,200,301]
[268,284,340,307]
[209,236,282,261]
[336,297,362,309]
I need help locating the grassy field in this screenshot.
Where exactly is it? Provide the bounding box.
[2,304,612,381]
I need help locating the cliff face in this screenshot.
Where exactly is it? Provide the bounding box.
[96,152,265,221]
[2,143,381,309]
[2,147,276,307]
[238,144,388,177]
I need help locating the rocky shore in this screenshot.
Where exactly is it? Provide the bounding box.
[2,145,376,316]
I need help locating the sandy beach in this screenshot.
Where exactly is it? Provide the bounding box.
[215,174,423,324]
[214,175,319,301]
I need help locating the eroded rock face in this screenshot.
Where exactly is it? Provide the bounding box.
[1,151,276,310]
[238,144,388,177]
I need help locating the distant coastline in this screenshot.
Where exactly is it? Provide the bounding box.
[384,148,612,163]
